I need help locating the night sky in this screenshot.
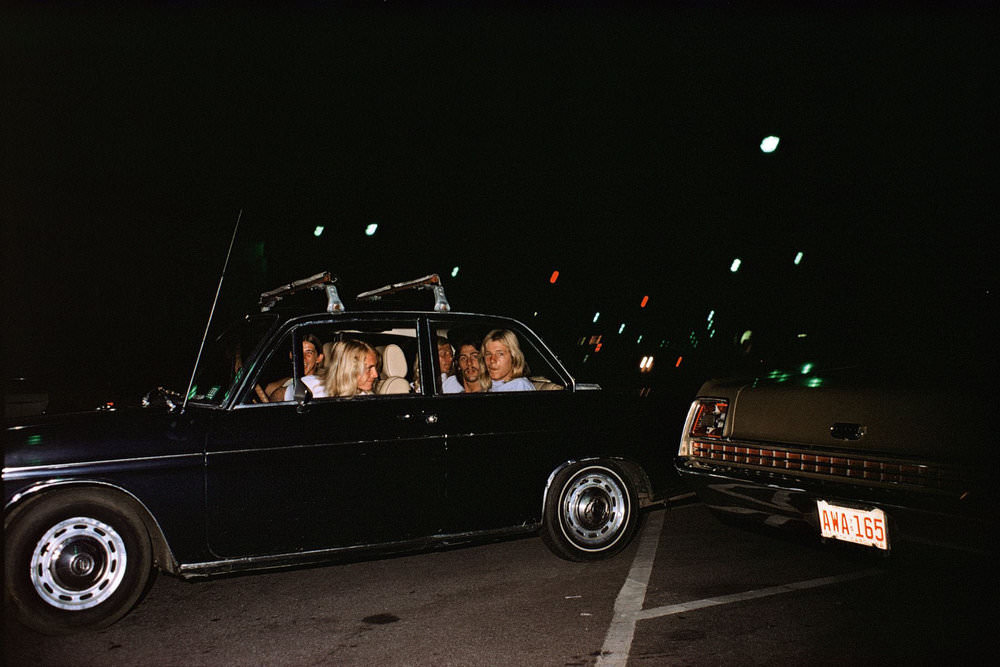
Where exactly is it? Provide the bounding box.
[3,5,996,411]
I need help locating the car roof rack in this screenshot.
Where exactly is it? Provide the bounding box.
[356,273,451,312]
[259,271,346,313]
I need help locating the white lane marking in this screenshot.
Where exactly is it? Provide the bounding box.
[596,506,883,666]
[634,568,882,621]
[596,509,664,667]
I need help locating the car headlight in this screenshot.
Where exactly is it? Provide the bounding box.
[678,398,728,456]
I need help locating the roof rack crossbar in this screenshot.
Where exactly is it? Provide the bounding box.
[259,271,344,312]
[356,273,451,312]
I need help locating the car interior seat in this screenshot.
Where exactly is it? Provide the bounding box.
[376,343,410,395]
[529,376,564,391]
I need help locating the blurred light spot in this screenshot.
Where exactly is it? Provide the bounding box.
[760,136,780,153]
[365,223,378,236]
[807,377,824,388]
[313,225,325,237]
[730,258,742,273]
[801,363,813,375]
[549,270,559,284]
[618,323,626,334]
[451,266,460,278]
[794,251,804,265]
[675,356,683,368]
[593,312,600,323]
[640,295,649,308]
[707,310,715,322]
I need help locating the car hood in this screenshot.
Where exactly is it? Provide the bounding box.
[4,406,206,470]
[699,371,996,461]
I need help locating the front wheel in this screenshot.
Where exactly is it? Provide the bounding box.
[541,462,639,561]
[4,488,154,635]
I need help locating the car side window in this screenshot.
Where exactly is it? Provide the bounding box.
[243,333,295,404]
[252,322,421,404]
[431,320,566,394]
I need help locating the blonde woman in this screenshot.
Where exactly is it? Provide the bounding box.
[482,329,534,392]
[324,339,379,397]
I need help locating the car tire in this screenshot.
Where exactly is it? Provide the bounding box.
[541,462,639,561]
[4,488,154,635]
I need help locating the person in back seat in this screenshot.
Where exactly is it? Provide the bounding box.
[483,329,534,392]
[436,336,454,391]
[443,339,490,393]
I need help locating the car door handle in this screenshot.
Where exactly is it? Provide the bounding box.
[425,414,439,424]
[830,423,865,440]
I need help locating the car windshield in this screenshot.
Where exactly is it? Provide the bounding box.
[186,314,278,406]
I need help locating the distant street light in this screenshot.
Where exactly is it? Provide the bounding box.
[730,258,742,273]
[313,226,325,237]
[365,223,378,237]
[760,136,780,153]
[451,266,460,278]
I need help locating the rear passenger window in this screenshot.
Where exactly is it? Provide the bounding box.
[432,320,566,394]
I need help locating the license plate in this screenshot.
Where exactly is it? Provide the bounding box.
[816,500,889,550]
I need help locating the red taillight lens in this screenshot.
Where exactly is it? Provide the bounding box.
[690,400,728,438]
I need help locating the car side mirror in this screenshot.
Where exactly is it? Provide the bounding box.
[293,381,313,413]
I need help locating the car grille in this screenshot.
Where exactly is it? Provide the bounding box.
[688,440,956,492]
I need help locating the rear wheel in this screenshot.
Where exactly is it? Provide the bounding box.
[4,488,154,635]
[542,462,639,561]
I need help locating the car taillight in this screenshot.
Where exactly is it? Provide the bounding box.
[692,400,728,437]
[678,399,728,456]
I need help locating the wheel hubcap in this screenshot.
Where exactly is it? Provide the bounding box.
[560,467,629,551]
[30,517,128,611]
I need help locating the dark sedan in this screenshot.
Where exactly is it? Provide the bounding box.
[4,274,675,634]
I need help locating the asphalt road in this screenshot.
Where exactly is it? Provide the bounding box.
[5,501,995,666]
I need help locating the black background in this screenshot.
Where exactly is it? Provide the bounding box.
[3,4,996,411]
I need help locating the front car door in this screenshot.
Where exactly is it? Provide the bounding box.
[204,316,446,558]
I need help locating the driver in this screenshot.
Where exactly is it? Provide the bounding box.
[275,334,326,401]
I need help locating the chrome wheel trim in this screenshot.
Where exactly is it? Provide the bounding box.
[29,516,128,611]
[558,466,630,552]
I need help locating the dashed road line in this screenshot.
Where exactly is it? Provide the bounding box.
[596,505,882,666]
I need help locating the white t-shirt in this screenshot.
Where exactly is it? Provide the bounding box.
[489,377,535,392]
[442,375,464,393]
[284,374,326,401]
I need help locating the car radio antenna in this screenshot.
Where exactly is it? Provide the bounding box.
[182,209,242,412]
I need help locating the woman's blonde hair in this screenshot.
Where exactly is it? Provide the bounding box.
[324,339,377,397]
[482,329,529,379]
